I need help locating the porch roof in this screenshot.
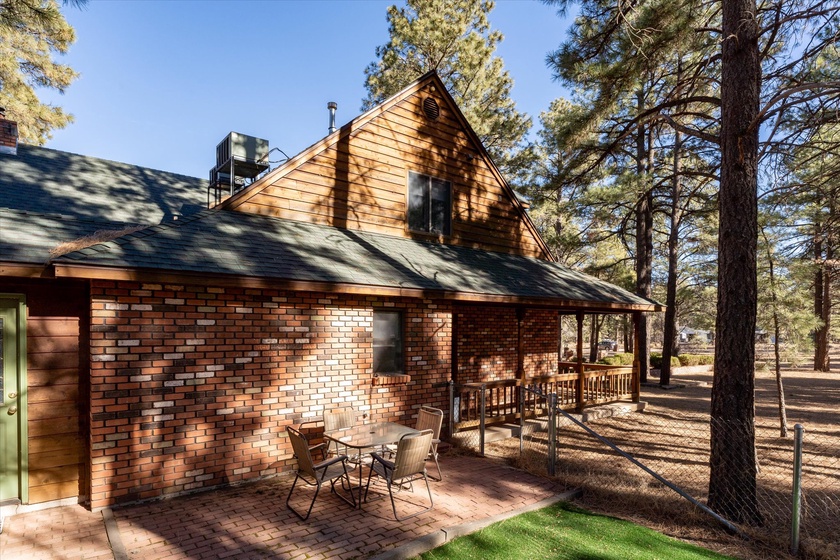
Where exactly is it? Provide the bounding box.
[52,208,661,311]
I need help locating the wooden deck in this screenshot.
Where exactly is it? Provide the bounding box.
[451,363,638,433]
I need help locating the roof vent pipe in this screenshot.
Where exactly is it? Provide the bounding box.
[327,101,337,134]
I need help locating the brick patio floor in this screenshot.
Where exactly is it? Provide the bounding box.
[0,455,567,560]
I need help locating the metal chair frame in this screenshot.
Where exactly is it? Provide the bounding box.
[416,406,444,481]
[364,429,434,521]
[285,426,356,520]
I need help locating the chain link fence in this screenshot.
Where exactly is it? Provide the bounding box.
[455,385,840,559]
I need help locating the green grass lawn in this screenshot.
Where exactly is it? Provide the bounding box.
[418,502,735,560]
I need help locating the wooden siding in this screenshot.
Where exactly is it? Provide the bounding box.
[27,316,83,503]
[0,278,87,506]
[232,85,549,259]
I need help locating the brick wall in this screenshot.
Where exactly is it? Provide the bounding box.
[88,281,451,508]
[0,115,18,154]
[456,307,558,382]
[522,309,559,377]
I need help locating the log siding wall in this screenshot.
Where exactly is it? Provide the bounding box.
[233,92,548,259]
[88,281,451,509]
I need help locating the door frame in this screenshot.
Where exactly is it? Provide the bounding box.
[0,294,28,505]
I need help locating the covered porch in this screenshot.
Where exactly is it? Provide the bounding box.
[449,306,649,438]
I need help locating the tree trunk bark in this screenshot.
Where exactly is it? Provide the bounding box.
[589,315,600,363]
[773,310,788,438]
[762,229,788,438]
[818,263,831,370]
[709,0,762,525]
[623,314,632,353]
[635,90,653,383]
[662,126,683,387]
[814,223,831,371]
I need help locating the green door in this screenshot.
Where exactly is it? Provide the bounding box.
[0,300,23,505]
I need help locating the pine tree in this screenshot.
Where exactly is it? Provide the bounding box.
[362,0,531,173]
[0,0,82,144]
[543,0,840,523]
[541,0,720,385]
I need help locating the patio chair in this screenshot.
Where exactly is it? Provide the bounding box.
[386,406,444,480]
[416,406,444,481]
[364,429,434,520]
[285,426,356,520]
[323,407,358,457]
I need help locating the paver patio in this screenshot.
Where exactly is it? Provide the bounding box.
[0,455,568,560]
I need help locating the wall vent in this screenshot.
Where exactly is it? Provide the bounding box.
[423,97,440,121]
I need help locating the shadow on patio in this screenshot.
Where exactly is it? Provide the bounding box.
[111,454,567,559]
[1,455,571,560]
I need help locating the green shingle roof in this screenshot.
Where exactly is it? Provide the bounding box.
[2,145,658,310]
[0,145,206,264]
[54,209,657,309]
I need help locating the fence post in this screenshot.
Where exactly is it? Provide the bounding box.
[791,423,804,556]
[448,380,455,437]
[479,384,486,457]
[519,384,525,456]
[547,392,557,477]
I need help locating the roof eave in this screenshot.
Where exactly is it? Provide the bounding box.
[0,261,53,278]
[51,262,663,312]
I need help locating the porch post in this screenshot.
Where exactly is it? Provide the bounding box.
[576,311,584,409]
[632,311,642,402]
[557,312,563,375]
[451,306,459,383]
[517,307,526,385]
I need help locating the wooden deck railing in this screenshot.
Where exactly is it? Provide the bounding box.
[451,364,637,432]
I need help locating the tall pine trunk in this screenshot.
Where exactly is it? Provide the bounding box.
[814,225,826,369]
[661,126,683,387]
[709,0,762,525]
[762,229,788,437]
[814,202,833,372]
[635,90,653,383]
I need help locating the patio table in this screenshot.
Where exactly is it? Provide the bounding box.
[324,421,419,506]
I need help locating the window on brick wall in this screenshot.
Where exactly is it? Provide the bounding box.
[408,171,451,236]
[373,310,403,374]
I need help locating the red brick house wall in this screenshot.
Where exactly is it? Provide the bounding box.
[88,281,451,508]
[456,307,558,383]
[522,309,559,377]
[456,307,517,383]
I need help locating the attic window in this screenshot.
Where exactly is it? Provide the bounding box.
[423,97,440,121]
[408,171,451,236]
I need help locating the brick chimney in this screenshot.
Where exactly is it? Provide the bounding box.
[0,108,19,155]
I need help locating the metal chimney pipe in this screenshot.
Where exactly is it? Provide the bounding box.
[327,101,337,134]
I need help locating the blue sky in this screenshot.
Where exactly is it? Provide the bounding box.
[40,0,572,178]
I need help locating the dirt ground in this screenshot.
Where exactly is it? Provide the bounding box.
[644,364,839,559]
[646,362,840,429]
[484,354,840,560]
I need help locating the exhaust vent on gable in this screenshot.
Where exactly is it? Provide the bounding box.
[423,97,440,121]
